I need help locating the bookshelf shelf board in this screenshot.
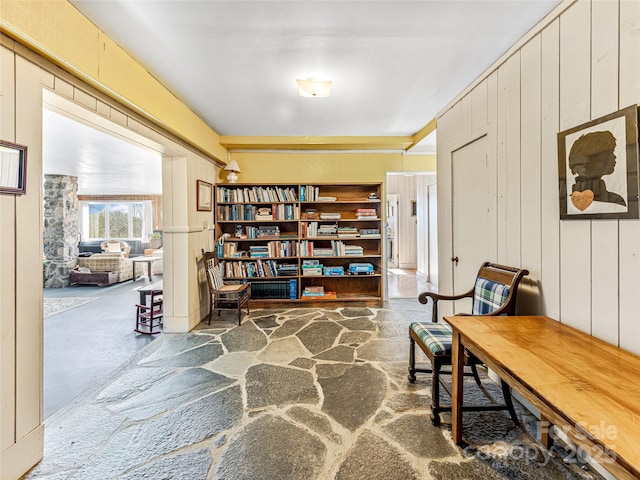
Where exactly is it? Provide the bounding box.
[225,276,298,280]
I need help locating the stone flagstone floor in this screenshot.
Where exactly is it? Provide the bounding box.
[24,300,598,479]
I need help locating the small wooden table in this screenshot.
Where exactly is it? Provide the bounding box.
[138,280,163,304]
[448,315,640,480]
[132,256,161,281]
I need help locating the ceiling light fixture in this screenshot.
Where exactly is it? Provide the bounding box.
[296,77,332,98]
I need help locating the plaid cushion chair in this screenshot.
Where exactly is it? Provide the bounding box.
[408,262,528,426]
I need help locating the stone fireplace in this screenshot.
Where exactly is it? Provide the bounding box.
[43,174,79,287]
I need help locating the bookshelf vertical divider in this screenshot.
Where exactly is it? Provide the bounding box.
[214,183,383,307]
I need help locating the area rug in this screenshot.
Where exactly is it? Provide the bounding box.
[44,297,99,318]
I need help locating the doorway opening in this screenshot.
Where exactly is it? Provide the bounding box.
[41,91,165,419]
[385,172,438,299]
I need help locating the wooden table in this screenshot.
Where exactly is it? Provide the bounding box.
[138,280,163,304]
[447,315,640,480]
[132,256,161,281]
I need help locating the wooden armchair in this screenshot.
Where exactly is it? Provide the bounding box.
[202,249,250,326]
[100,240,131,257]
[408,262,529,425]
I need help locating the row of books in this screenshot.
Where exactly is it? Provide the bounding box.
[220,260,298,278]
[298,240,366,257]
[220,259,282,278]
[217,186,298,203]
[218,203,299,221]
[247,240,297,258]
[251,279,298,300]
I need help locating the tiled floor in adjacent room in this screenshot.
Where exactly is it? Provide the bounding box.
[26,300,598,480]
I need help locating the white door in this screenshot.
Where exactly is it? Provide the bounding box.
[451,136,495,313]
[386,194,399,268]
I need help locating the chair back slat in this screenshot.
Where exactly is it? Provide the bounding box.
[207,261,225,290]
[472,278,510,315]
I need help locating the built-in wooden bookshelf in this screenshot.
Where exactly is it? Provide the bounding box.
[214,183,383,306]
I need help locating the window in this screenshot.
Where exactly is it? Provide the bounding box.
[80,201,152,240]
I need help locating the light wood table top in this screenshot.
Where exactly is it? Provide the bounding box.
[446,315,640,480]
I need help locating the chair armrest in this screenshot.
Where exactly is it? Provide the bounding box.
[418,287,475,323]
[418,288,474,305]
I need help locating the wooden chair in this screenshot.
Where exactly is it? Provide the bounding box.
[202,249,250,326]
[135,289,163,334]
[408,262,529,425]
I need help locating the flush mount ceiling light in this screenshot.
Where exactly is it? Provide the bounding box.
[296,77,332,97]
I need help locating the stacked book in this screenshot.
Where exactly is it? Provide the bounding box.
[277,263,299,276]
[317,196,337,202]
[355,208,377,220]
[318,223,338,237]
[338,226,359,237]
[359,228,380,237]
[312,247,334,257]
[302,286,325,296]
[257,225,280,238]
[301,286,337,300]
[320,212,341,220]
[249,245,269,258]
[323,266,345,276]
[344,245,364,256]
[302,260,323,276]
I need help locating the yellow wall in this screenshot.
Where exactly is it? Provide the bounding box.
[0,0,226,162]
[229,152,436,185]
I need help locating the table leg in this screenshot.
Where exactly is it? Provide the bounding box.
[451,329,464,444]
[146,260,152,281]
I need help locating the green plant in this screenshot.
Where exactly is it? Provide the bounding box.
[150,232,162,240]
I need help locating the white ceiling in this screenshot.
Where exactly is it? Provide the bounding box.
[45,0,560,194]
[43,109,162,195]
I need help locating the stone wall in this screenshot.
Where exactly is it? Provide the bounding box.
[43,175,79,288]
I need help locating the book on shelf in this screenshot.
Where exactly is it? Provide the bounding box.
[323,266,345,276]
[301,290,337,300]
[303,285,324,295]
[320,212,341,220]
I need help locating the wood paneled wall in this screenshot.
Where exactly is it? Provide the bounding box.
[436,0,640,354]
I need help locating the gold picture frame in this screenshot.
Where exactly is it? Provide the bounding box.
[197,180,213,211]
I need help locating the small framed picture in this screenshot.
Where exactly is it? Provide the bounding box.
[558,105,639,219]
[197,180,213,211]
[0,140,27,195]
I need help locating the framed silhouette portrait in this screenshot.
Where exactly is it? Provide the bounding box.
[558,105,639,220]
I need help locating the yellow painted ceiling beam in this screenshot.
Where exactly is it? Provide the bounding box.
[220,135,414,151]
[407,117,437,151]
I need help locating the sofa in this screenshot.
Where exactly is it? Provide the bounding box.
[77,253,134,283]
